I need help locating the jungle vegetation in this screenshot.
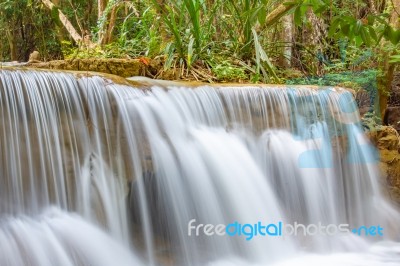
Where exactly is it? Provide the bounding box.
[1,0,400,118]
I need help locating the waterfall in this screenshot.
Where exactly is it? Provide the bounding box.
[0,69,399,266]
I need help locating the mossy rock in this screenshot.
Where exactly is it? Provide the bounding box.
[27,59,147,78]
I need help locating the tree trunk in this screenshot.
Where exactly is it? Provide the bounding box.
[301,9,327,75]
[377,0,400,119]
[97,0,115,45]
[5,28,18,61]
[103,6,118,44]
[98,0,108,19]
[280,14,293,68]
[84,0,94,29]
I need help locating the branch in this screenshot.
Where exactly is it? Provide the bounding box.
[260,2,298,31]
[41,0,94,46]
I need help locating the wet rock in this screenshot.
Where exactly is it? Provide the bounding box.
[384,107,400,131]
[355,89,372,117]
[388,72,400,107]
[368,126,400,205]
[369,126,400,151]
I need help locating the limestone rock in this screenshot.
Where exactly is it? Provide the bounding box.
[27,59,147,78]
[368,126,400,205]
[384,107,400,132]
[28,51,41,63]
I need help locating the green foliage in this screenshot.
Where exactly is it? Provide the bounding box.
[306,0,400,49]
[286,69,378,92]
[117,6,162,58]
[252,28,279,82]
[389,54,400,64]
[0,0,63,61]
[224,0,296,81]
[293,0,393,49]
[50,6,62,28]
[388,41,400,64]
[63,42,141,59]
[383,25,400,45]
[293,0,328,25]
[227,0,270,58]
[327,15,383,47]
[147,0,292,81]
[211,61,248,81]
[151,0,215,68]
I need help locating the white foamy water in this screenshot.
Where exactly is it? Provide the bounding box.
[0,69,399,265]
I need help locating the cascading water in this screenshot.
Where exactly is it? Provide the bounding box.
[0,69,399,266]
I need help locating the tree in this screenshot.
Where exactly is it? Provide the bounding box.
[280,14,294,68]
[377,0,400,119]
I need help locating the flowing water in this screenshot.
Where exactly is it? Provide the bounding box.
[0,69,399,265]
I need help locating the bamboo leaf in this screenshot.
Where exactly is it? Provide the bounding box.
[187,37,195,67]
[341,23,350,35]
[294,6,302,25]
[258,7,266,25]
[328,18,341,37]
[354,20,362,35]
[251,28,279,82]
[368,26,378,42]
[389,54,400,63]
[360,27,371,46]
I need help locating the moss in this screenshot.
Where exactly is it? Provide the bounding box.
[27,59,146,78]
